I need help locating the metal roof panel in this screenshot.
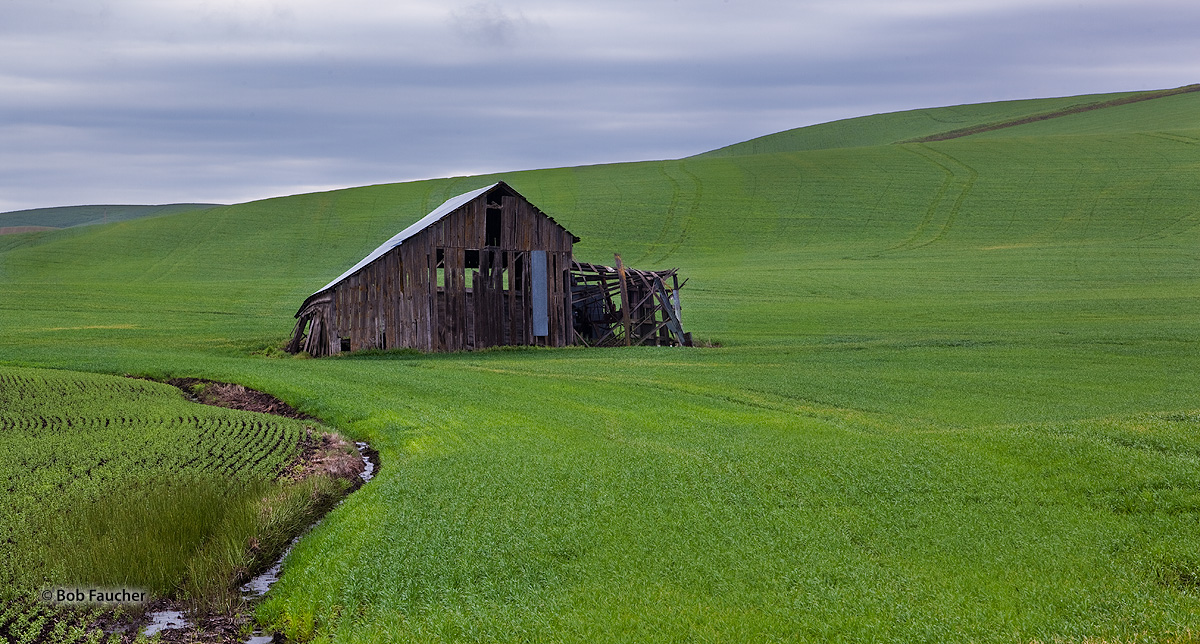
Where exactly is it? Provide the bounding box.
[310,182,499,296]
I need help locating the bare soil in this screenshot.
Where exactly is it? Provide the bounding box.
[168,377,312,419]
[0,225,58,235]
[283,431,366,484]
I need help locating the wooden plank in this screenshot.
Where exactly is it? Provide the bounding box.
[403,249,414,348]
[351,277,360,351]
[371,263,380,348]
[465,203,477,248]
[452,246,464,351]
[365,267,374,349]
[416,240,429,351]
[551,251,562,346]
[380,255,390,349]
[448,246,457,351]
[521,251,531,343]
[348,277,356,351]
[521,206,531,250]
[562,251,574,346]
[500,195,512,248]
[398,246,410,348]
[332,287,342,349]
[615,254,631,347]
[384,252,394,349]
[390,250,401,349]
[552,252,562,346]
[488,249,499,348]
[476,199,486,247]
[492,249,503,347]
[371,265,378,348]
[506,250,516,345]
[478,247,492,348]
[444,246,455,351]
[429,236,440,352]
[656,280,685,344]
[406,243,416,349]
[459,246,469,351]
[422,242,430,351]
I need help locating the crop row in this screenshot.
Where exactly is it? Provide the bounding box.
[1,414,300,485]
[0,597,129,644]
[0,365,321,600]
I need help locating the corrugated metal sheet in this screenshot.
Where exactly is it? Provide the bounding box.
[530,249,548,336]
[310,183,498,297]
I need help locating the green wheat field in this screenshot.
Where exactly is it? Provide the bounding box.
[2,87,1199,642]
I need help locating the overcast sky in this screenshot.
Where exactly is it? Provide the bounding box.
[2,0,1198,211]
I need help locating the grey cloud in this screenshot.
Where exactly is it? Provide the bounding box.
[449,2,533,47]
[2,0,1199,210]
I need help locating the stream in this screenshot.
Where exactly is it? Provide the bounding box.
[142,441,377,642]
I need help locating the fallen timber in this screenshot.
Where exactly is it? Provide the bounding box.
[571,256,691,348]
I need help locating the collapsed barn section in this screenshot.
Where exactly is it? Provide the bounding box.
[288,181,690,356]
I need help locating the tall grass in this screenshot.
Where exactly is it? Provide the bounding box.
[44,476,266,597]
[38,472,351,614]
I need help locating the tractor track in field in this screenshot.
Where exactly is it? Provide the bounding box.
[1121,131,1200,282]
[1131,209,1200,243]
[903,84,1200,143]
[636,161,701,266]
[1140,131,1200,146]
[1128,133,1200,242]
[887,144,977,252]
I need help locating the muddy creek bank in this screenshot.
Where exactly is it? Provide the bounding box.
[126,377,379,643]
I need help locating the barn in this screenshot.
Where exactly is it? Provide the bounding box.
[287,181,690,356]
[287,182,577,355]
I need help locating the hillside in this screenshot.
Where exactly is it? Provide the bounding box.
[0,203,220,233]
[2,90,1200,642]
[697,84,1200,156]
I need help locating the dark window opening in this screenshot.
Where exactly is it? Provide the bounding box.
[512,254,525,286]
[464,249,481,290]
[436,248,445,287]
[486,207,502,247]
[340,337,351,352]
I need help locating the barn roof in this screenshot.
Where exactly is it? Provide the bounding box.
[311,183,498,297]
[302,181,577,305]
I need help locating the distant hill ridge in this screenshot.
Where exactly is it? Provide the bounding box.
[696,84,1200,158]
[905,84,1200,143]
[5,84,1198,231]
[0,203,220,233]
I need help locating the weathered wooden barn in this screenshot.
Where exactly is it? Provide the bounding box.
[287,181,690,355]
[288,182,577,355]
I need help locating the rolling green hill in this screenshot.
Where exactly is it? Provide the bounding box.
[0,203,220,232]
[2,88,1200,642]
[696,84,1200,156]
